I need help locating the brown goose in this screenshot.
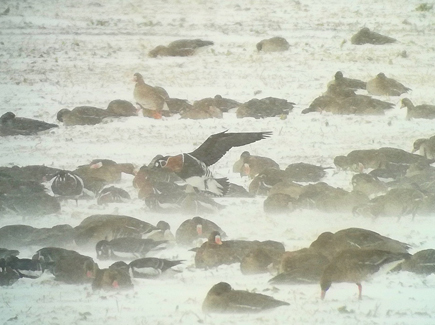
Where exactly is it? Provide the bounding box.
[240,247,284,275]
[106,99,137,117]
[334,147,432,172]
[0,224,74,249]
[195,231,284,269]
[284,162,331,182]
[263,192,298,214]
[0,165,61,183]
[133,73,169,119]
[175,216,227,246]
[310,228,410,260]
[392,249,435,275]
[92,267,133,290]
[74,159,135,193]
[366,73,411,96]
[412,136,435,159]
[57,106,111,126]
[237,97,294,118]
[351,173,387,197]
[34,247,99,284]
[353,188,425,218]
[302,95,340,114]
[74,214,158,248]
[149,45,194,58]
[149,39,213,58]
[51,255,99,284]
[401,98,435,120]
[350,27,397,45]
[180,98,223,119]
[320,249,410,300]
[328,71,366,91]
[0,112,58,136]
[233,151,279,179]
[269,248,330,284]
[248,167,289,196]
[256,37,290,52]
[202,282,289,313]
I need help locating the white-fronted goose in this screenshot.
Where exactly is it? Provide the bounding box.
[320,249,410,299]
[202,282,289,313]
[366,73,411,96]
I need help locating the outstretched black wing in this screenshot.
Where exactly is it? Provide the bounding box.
[189,130,272,166]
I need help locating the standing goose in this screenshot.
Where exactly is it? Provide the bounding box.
[133,73,169,119]
[202,282,289,313]
[401,98,435,120]
[366,73,411,96]
[320,249,410,300]
[153,130,272,196]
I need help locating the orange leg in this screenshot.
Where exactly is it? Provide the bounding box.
[357,283,362,300]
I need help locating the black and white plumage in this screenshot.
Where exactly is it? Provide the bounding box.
[5,256,43,279]
[97,186,131,205]
[128,257,183,278]
[50,170,84,203]
[153,130,272,196]
[95,237,168,260]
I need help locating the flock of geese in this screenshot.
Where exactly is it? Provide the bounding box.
[1,30,435,313]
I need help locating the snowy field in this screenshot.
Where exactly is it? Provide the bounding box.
[1,0,435,324]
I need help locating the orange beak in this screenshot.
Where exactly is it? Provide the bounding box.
[152,111,162,119]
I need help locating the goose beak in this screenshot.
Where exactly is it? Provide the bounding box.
[320,290,326,300]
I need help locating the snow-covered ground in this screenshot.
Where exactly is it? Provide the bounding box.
[1,0,435,324]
